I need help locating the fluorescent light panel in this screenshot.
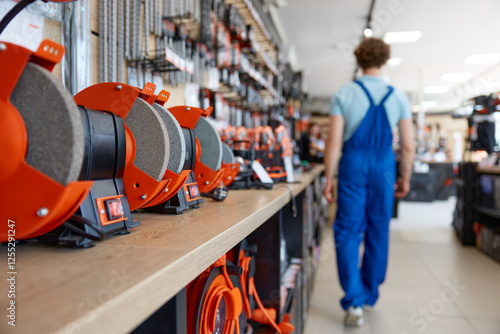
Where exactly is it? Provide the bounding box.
[424,86,450,94]
[464,53,500,65]
[421,101,439,108]
[383,31,422,44]
[441,72,471,82]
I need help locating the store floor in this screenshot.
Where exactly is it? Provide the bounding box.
[304,197,500,334]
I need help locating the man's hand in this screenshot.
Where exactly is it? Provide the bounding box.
[395,177,410,198]
[323,178,335,203]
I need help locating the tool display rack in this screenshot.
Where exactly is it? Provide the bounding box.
[452,163,500,262]
[471,166,500,262]
[0,166,325,334]
[452,162,478,245]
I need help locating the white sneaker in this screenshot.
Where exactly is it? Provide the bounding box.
[344,306,364,327]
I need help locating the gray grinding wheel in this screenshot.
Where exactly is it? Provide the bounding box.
[10,62,84,185]
[125,99,170,182]
[153,103,186,174]
[193,117,223,171]
[221,143,235,164]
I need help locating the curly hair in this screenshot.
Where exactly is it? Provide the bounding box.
[354,38,391,69]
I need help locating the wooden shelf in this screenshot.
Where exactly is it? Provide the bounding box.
[476,166,500,175]
[476,206,500,221]
[0,165,324,334]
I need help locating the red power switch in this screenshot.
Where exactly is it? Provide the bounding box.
[188,184,200,199]
[106,198,124,220]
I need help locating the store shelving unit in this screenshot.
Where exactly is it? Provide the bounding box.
[224,0,278,65]
[0,166,325,334]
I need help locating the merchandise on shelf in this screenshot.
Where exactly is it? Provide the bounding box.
[186,254,244,334]
[220,121,295,189]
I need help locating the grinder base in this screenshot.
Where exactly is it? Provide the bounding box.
[147,172,204,214]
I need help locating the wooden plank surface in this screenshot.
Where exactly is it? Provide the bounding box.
[476,166,500,175]
[0,165,324,334]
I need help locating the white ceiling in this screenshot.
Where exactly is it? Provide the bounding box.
[274,0,500,112]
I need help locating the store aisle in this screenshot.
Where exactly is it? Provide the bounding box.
[304,198,500,334]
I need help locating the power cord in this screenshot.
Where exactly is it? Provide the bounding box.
[275,184,297,218]
[63,214,106,242]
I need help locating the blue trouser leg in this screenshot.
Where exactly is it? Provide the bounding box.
[334,176,367,310]
[361,164,395,306]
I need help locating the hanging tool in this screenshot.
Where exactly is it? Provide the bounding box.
[117,0,124,82]
[99,0,109,82]
[109,0,118,82]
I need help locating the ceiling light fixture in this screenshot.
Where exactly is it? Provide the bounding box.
[440,72,472,82]
[363,28,373,38]
[464,53,500,65]
[383,31,422,44]
[424,86,450,94]
[387,57,402,67]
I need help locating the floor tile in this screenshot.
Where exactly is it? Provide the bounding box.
[384,263,440,288]
[454,287,500,319]
[305,198,500,334]
[368,311,476,334]
[468,317,500,334]
[375,285,463,317]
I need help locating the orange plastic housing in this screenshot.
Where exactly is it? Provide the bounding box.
[74,82,170,211]
[141,92,191,207]
[220,162,240,187]
[194,138,225,193]
[187,255,243,334]
[238,250,294,334]
[0,40,93,241]
[275,125,293,158]
[168,106,225,194]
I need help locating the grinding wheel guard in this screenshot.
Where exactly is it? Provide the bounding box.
[194,137,225,193]
[74,82,170,210]
[140,91,193,207]
[0,40,92,241]
[168,106,226,194]
[187,255,243,334]
[221,162,240,187]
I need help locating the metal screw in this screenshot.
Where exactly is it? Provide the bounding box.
[228,176,232,180]
[164,188,169,193]
[36,207,49,217]
[205,181,209,185]
[0,43,6,52]
[186,107,191,111]
[141,194,146,200]
[100,209,106,214]
[116,85,122,90]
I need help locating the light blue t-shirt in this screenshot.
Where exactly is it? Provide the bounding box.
[330,75,411,142]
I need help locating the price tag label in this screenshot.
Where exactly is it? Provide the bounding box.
[283,156,295,183]
[251,160,273,184]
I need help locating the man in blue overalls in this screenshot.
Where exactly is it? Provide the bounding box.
[323,38,415,326]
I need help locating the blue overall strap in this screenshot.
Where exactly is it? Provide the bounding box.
[379,86,395,106]
[354,80,394,107]
[354,80,374,105]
